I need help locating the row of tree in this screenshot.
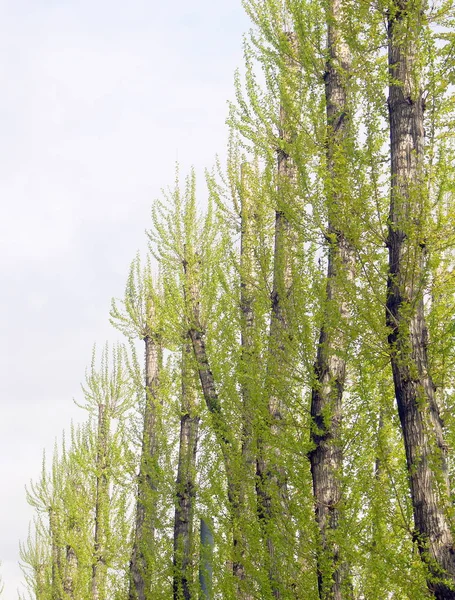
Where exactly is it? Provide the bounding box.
[18,0,455,598]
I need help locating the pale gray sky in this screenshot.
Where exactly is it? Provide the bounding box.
[0,1,249,596]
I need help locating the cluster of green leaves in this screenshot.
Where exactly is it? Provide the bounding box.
[20,346,136,599]
[19,0,455,598]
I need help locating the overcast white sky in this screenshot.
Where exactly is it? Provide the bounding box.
[0,1,249,596]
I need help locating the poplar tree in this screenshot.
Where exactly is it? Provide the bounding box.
[251,30,303,597]
[150,169,255,595]
[172,240,203,599]
[308,1,355,597]
[22,347,133,600]
[81,344,133,600]
[172,340,199,600]
[111,256,164,600]
[386,1,455,596]
[18,1,455,598]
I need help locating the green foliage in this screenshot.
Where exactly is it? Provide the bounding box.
[21,346,135,600]
[19,0,455,598]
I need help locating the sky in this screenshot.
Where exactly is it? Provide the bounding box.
[0,1,249,596]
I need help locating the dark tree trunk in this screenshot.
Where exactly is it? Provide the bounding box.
[129,333,161,600]
[173,342,200,600]
[309,2,354,598]
[386,3,455,597]
[63,544,77,599]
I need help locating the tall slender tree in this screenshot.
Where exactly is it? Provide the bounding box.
[18,1,455,598]
[172,337,199,600]
[386,1,455,596]
[111,257,163,600]
[235,161,259,597]
[308,1,355,597]
[254,30,301,599]
[20,518,52,600]
[80,344,133,600]
[151,170,255,595]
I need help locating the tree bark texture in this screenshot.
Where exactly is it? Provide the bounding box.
[255,32,299,600]
[63,544,77,599]
[91,402,109,600]
[173,342,200,600]
[35,562,47,600]
[309,3,355,598]
[129,333,161,600]
[386,3,455,597]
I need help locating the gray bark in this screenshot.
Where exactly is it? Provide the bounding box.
[173,342,200,600]
[386,3,455,597]
[129,333,161,600]
[309,2,354,598]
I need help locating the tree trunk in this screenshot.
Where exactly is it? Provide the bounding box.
[63,544,77,599]
[255,31,299,599]
[173,342,200,600]
[35,561,47,600]
[91,402,109,600]
[309,2,354,598]
[129,333,161,600]
[386,3,455,597]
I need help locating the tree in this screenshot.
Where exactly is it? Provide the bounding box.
[22,346,133,600]
[252,30,303,598]
[172,330,199,600]
[81,344,133,600]
[386,1,455,596]
[111,257,164,600]
[151,168,259,596]
[19,1,455,598]
[308,1,356,597]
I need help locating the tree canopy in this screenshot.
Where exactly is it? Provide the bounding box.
[16,1,455,599]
